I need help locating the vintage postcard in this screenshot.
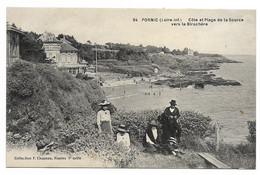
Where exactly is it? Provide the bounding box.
[6,8,256,168]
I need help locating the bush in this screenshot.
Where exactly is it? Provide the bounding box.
[247,120,256,144]
[179,111,215,138]
[7,60,41,98]
[53,114,137,167]
[6,60,105,150]
[76,73,94,81]
[111,110,216,146]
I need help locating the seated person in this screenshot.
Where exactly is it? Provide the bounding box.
[116,124,130,148]
[162,137,184,158]
[142,120,161,153]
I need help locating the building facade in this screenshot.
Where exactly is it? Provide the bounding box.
[6,23,24,67]
[39,32,87,75]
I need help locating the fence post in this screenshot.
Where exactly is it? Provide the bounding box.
[216,124,220,152]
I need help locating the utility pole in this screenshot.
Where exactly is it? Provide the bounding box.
[95,43,98,73]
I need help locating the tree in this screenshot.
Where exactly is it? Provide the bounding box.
[183,47,189,55]
[145,45,161,53]
[57,34,64,39]
[175,49,182,55]
[162,46,171,54]
[11,23,17,28]
[87,40,92,45]
[171,49,177,55]
[19,32,46,63]
[194,51,199,56]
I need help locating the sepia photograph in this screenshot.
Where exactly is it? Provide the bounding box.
[5,7,256,169]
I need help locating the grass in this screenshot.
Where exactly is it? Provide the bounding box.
[130,149,205,168]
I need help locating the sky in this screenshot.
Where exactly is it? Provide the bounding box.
[6,8,256,55]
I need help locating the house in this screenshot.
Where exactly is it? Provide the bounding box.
[6,23,24,67]
[39,32,87,75]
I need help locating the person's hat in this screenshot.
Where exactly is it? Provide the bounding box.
[117,124,127,133]
[169,100,177,106]
[99,100,111,106]
[149,120,158,127]
[168,137,177,144]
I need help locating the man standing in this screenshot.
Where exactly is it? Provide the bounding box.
[159,100,182,143]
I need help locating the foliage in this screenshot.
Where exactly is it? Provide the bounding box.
[19,32,46,63]
[111,110,216,146]
[7,60,105,147]
[179,111,215,137]
[7,60,41,98]
[247,120,256,144]
[145,45,162,53]
[116,47,148,62]
[6,60,137,167]
[54,114,137,167]
[162,46,171,54]
[183,47,189,55]
[76,73,94,81]
[193,51,199,56]
[171,49,183,55]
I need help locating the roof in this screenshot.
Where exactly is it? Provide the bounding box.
[60,42,78,52]
[6,23,24,35]
[39,32,61,43]
[60,37,72,44]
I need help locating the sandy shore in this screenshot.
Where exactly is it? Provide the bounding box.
[96,72,169,87]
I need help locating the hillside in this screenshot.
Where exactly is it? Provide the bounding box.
[7,60,106,150]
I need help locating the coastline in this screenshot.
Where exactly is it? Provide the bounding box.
[98,54,242,89]
[102,55,255,145]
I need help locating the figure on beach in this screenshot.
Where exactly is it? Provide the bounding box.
[158,100,182,143]
[97,100,113,134]
[143,120,161,153]
[116,124,130,148]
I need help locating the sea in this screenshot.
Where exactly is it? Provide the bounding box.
[103,55,256,145]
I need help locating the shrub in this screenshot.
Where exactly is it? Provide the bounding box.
[111,110,216,146]
[247,120,256,144]
[7,60,41,98]
[53,114,137,167]
[76,73,94,81]
[179,111,215,138]
[6,60,105,150]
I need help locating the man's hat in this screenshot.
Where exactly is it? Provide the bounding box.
[117,124,127,133]
[99,100,111,106]
[168,137,177,144]
[169,100,177,106]
[149,120,158,127]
